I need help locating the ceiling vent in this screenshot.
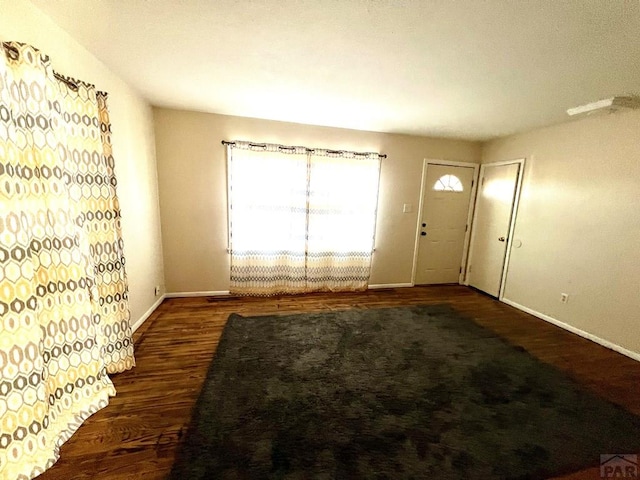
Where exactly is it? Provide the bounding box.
[567,96,640,116]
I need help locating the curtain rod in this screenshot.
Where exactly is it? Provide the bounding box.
[53,72,79,91]
[222,140,387,158]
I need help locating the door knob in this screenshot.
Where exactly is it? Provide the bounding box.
[498,236,506,242]
[421,232,427,236]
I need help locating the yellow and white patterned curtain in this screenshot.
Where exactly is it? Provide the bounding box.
[228,142,381,295]
[0,42,134,480]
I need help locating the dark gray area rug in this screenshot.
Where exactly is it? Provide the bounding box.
[170,305,640,479]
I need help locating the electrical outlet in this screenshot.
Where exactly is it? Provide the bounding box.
[560,293,569,304]
[154,285,161,296]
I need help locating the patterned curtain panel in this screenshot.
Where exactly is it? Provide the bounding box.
[0,42,134,480]
[228,142,381,295]
[57,82,134,374]
[228,143,308,295]
[307,151,380,291]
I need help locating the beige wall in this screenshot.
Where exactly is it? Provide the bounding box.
[2,0,165,326]
[153,108,482,293]
[483,109,640,356]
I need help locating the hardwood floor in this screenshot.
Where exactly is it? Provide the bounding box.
[37,285,640,480]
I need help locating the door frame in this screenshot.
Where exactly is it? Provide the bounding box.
[411,158,480,285]
[464,158,526,299]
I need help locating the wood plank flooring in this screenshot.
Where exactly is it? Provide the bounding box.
[37,285,640,480]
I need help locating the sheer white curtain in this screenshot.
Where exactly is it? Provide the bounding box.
[227,142,381,295]
[228,143,308,295]
[306,151,381,291]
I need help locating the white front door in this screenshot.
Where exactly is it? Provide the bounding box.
[414,164,475,284]
[467,162,521,297]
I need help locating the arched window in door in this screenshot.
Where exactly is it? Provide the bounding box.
[433,174,464,192]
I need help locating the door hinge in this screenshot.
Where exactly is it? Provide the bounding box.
[481,177,485,186]
[465,224,468,232]
[459,267,462,274]
[471,179,474,188]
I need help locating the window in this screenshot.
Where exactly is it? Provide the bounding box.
[433,174,464,192]
[226,142,382,295]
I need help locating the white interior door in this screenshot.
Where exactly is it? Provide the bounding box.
[467,162,521,297]
[414,164,475,284]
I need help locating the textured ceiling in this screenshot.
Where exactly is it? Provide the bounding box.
[30,0,640,141]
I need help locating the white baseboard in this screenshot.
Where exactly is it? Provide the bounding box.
[502,298,640,363]
[167,287,416,296]
[368,283,414,289]
[131,294,165,334]
[164,290,231,298]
